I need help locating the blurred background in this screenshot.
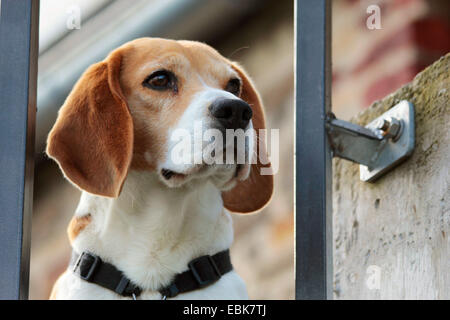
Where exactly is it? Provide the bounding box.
[30,0,449,299]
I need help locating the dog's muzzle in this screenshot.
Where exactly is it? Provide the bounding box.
[209,98,252,131]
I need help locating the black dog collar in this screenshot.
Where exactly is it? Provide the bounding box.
[71,249,233,299]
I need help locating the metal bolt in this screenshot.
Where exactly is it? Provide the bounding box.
[377,117,403,141]
[377,119,390,132]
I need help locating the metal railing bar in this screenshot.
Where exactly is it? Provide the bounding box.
[295,0,333,300]
[0,0,39,300]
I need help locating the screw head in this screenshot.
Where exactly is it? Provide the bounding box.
[387,117,403,141]
[375,117,403,141]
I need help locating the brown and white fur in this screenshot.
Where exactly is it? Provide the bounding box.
[47,38,273,299]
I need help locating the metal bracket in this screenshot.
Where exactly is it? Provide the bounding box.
[327,100,415,182]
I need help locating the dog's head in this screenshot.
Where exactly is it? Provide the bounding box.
[47,38,273,213]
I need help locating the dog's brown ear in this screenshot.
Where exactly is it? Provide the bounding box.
[46,50,133,198]
[222,63,274,214]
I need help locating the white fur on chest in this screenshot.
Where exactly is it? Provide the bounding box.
[54,170,248,299]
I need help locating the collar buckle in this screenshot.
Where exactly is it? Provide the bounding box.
[188,255,221,287]
[74,251,100,281]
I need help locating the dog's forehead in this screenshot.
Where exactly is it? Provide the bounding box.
[121,38,236,79]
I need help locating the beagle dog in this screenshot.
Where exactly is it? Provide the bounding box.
[47,38,273,300]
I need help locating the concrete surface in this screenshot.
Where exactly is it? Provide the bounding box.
[333,53,449,299]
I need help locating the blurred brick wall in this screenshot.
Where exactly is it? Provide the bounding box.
[332,0,450,120]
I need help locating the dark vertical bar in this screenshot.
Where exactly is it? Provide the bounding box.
[0,0,39,300]
[295,0,332,299]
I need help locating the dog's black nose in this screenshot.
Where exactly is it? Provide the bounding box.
[209,98,252,130]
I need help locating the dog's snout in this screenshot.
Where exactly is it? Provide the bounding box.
[209,98,252,130]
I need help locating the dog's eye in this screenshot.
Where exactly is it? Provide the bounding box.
[143,70,177,92]
[225,78,241,96]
